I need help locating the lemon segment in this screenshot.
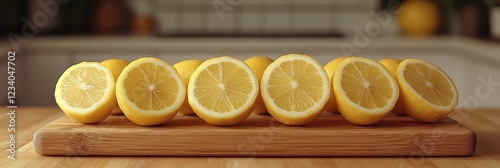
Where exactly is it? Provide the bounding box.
[333,57,399,125]
[396,58,458,122]
[116,57,185,126]
[55,62,115,123]
[188,56,258,126]
[101,59,130,115]
[174,59,204,115]
[245,56,274,115]
[261,54,330,125]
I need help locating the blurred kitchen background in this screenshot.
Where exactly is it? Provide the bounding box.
[1,0,500,107]
[0,0,495,37]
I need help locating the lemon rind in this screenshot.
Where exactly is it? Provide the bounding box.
[187,56,259,119]
[396,58,458,110]
[333,57,399,114]
[117,57,185,116]
[55,62,115,114]
[261,54,330,118]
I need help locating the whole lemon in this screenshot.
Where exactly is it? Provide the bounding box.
[398,0,441,36]
[173,59,203,115]
[101,59,129,115]
[245,56,273,115]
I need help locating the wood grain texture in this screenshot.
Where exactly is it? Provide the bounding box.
[0,107,64,159]
[5,142,499,168]
[3,107,500,168]
[33,112,476,157]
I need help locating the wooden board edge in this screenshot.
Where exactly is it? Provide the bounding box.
[33,129,45,155]
[467,131,478,156]
[32,116,479,157]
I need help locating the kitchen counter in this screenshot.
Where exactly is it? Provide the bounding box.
[4,36,500,64]
[1,107,500,167]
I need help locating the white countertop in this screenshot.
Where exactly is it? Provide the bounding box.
[2,36,498,64]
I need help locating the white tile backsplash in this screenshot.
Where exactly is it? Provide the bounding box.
[155,0,382,36]
[181,0,204,5]
[243,0,266,5]
[294,13,332,33]
[241,13,261,33]
[156,13,177,34]
[267,0,292,5]
[156,0,177,5]
[294,0,333,5]
[265,13,291,34]
[207,13,236,33]
[332,0,379,7]
[335,13,373,35]
[180,13,203,33]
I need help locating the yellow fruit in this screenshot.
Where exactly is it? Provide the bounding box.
[261,54,330,125]
[188,56,258,126]
[379,58,401,77]
[173,59,204,115]
[55,62,115,123]
[398,0,441,36]
[101,59,129,115]
[323,56,350,113]
[379,58,405,115]
[245,56,274,115]
[396,58,458,122]
[333,57,399,125]
[116,57,185,126]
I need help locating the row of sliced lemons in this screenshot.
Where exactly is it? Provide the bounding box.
[54,54,458,126]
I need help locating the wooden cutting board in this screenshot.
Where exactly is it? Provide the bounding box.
[33,112,476,156]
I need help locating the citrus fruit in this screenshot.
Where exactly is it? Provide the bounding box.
[188,56,258,126]
[333,57,399,125]
[55,62,115,123]
[245,56,274,115]
[398,0,441,36]
[379,58,401,77]
[173,59,204,115]
[396,58,458,122]
[116,57,185,126]
[261,53,330,125]
[323,56,350,113]
[379,58,405,115]
[101,59,129,115]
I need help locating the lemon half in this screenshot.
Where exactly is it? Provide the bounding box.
[188,56,258,126]
[116,57,185,126]
[55,62,115,123]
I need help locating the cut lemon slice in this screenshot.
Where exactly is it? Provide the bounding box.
[261,54,330,125]
[333,57,399,125]
[116,57,185,126]
[323,56,350,113]
[396,58,458,122]
[55,62,115,123]
[188,56,258,126]
[245,56,274,115]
